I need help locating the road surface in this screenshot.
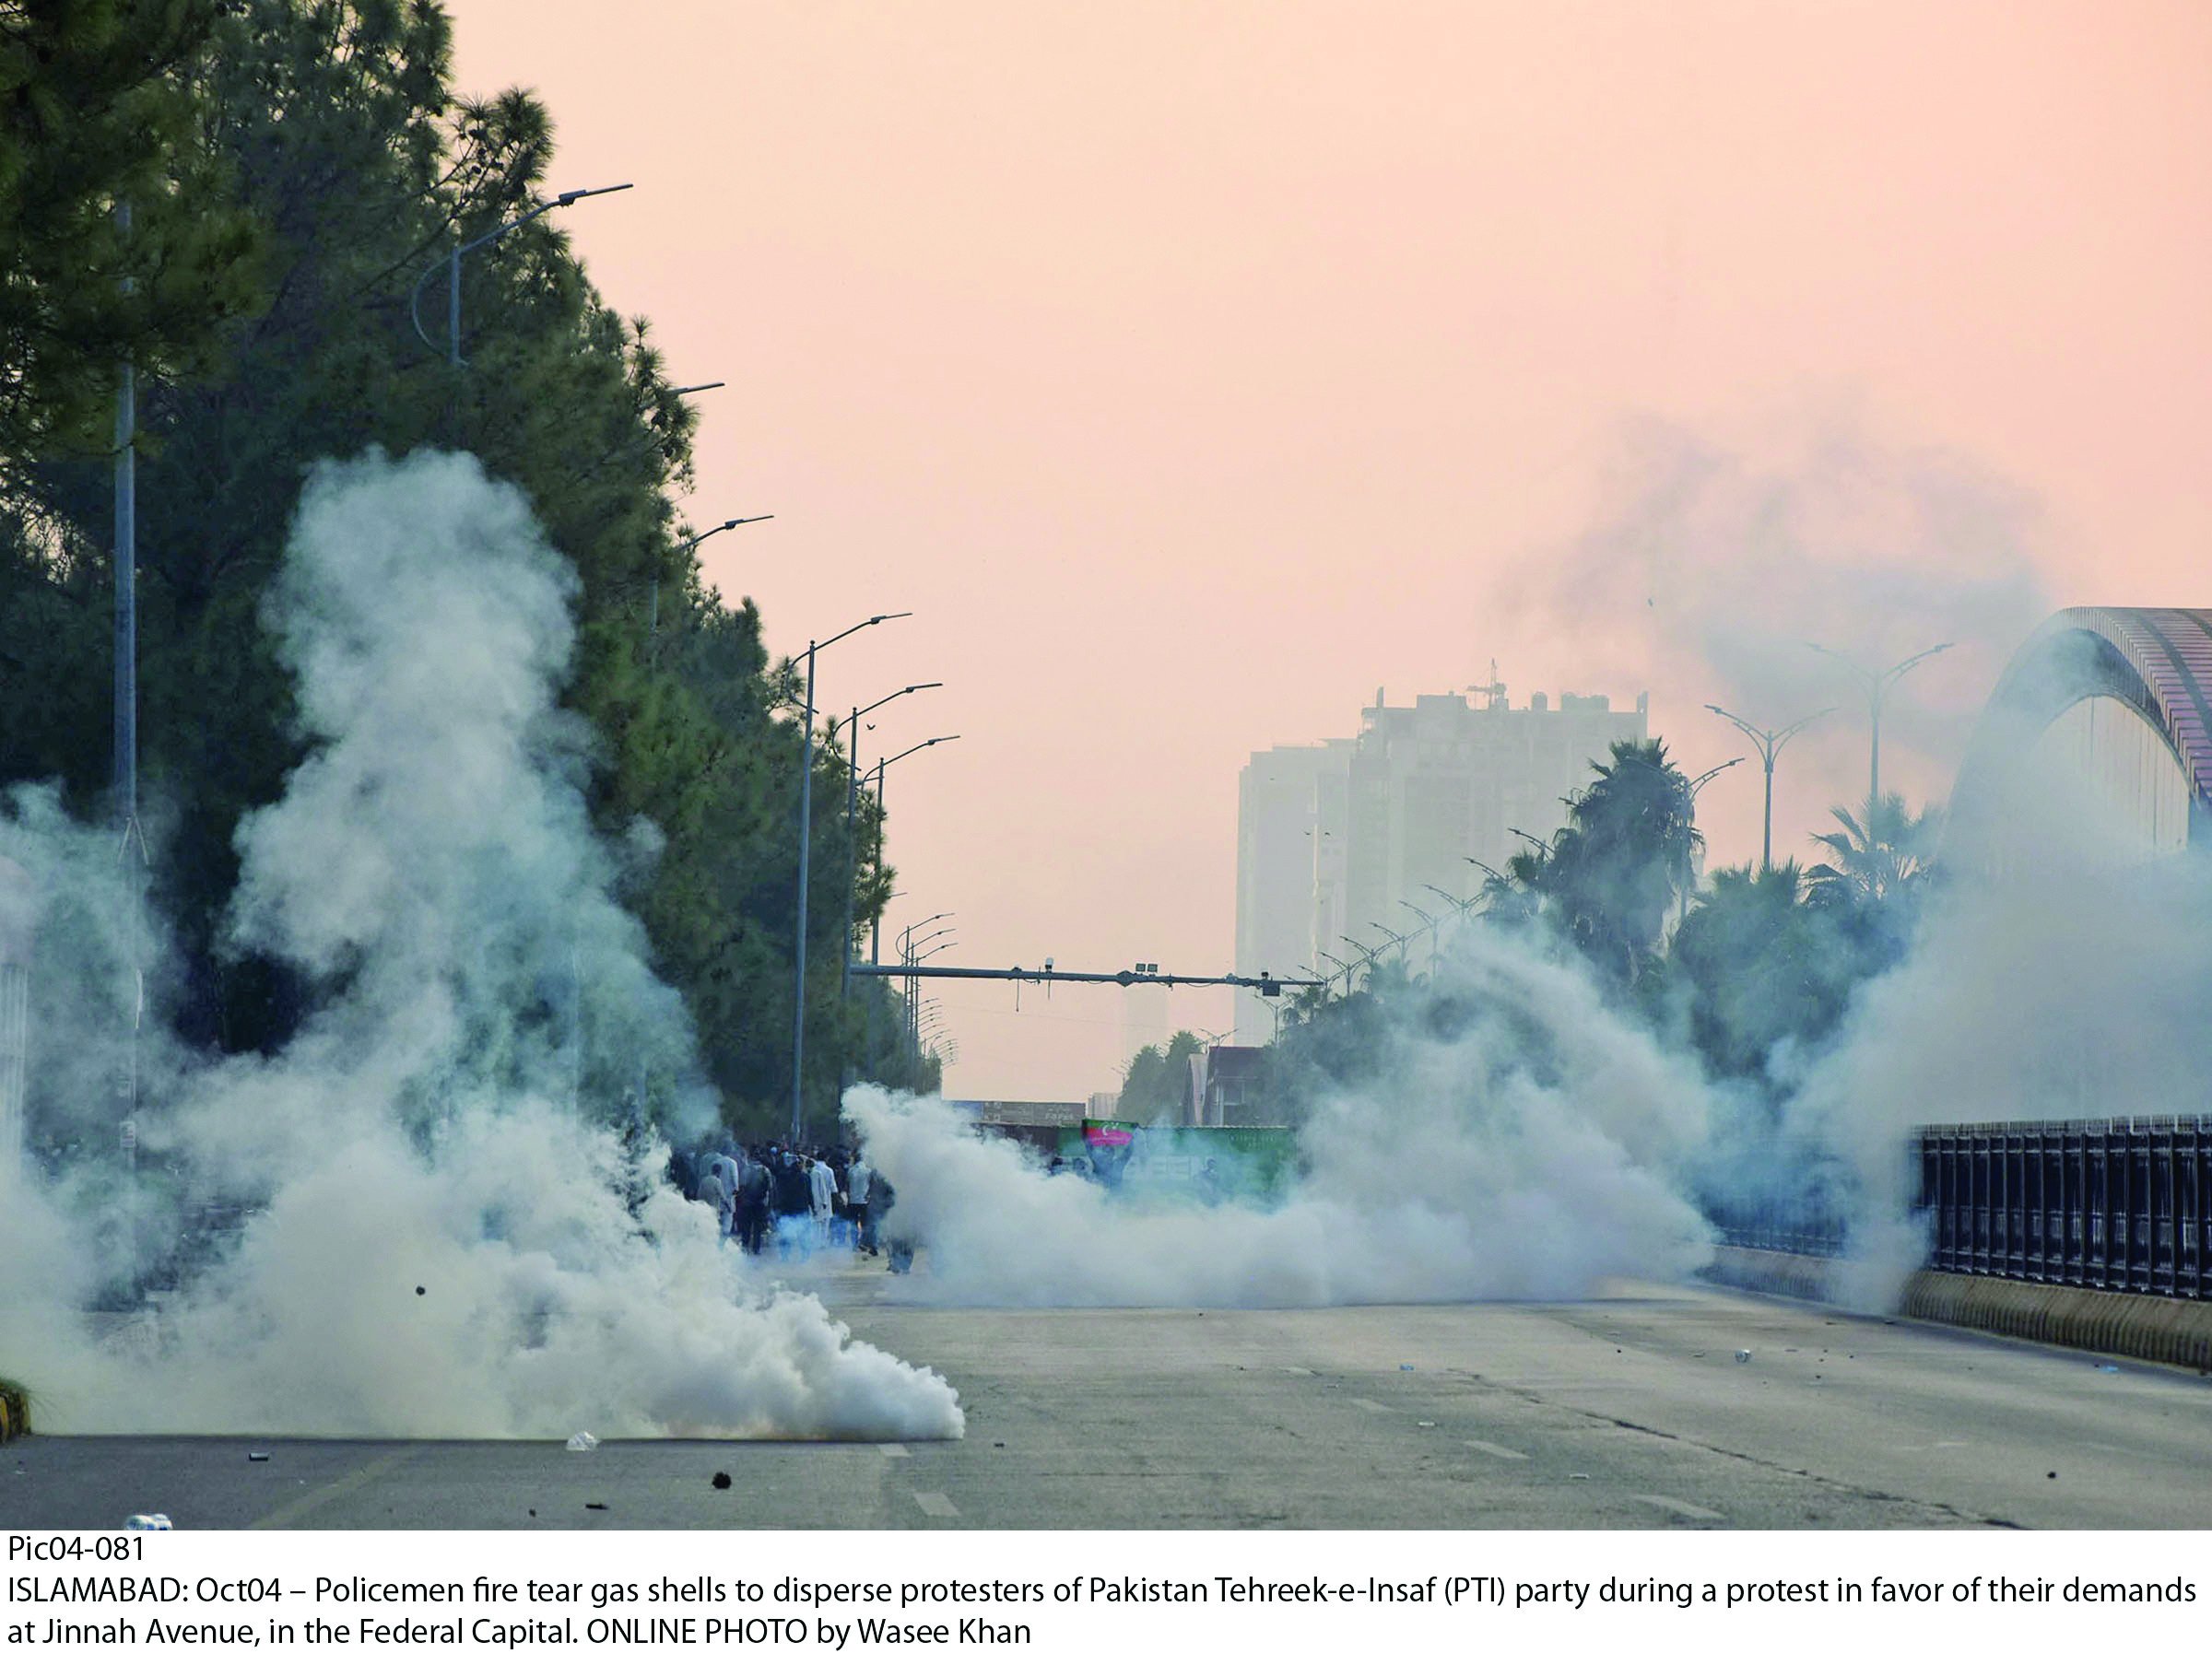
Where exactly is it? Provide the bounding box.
[6,1271,2207,1530]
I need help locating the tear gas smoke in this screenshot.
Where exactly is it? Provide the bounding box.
[0,450,961,1440]
[848,925,1717,1307]
[1504,409,2050,847]
[1775,724,2212,1307]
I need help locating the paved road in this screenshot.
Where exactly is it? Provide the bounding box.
[6,1272,2208,1530]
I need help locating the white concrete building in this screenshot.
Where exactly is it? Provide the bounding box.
[1235,682,1648,1026]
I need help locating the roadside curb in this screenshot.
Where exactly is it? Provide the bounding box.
[1701,1246,2212,1372]
[0,1378,28,1441]
[1900,1270,2212,1372]
[1700,1245,1834,1304]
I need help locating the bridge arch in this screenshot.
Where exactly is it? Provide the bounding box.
[1947,607,2212,860]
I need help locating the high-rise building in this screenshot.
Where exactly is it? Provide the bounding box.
[1233,741,1350,1043]
[1235,682,1648,1031]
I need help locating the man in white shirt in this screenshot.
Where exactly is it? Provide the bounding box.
[806,1155,838,1248]
[845,1155,875,1255]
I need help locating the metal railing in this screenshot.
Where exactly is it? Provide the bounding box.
[1712,1195,1849,1260]
[1914,1118,2209,1299]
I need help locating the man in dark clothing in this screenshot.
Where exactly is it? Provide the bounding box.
[735,1150,771,1253]
[772,1151,812,1258]
[870,1173,913,1273]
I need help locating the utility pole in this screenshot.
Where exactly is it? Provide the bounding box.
[1705,706,1831,872]
[1806,641,1954,804]
[113,201,143,1147]
[789,613,908,1143]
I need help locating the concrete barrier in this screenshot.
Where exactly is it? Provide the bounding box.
[1701,1246,2212,1372]
[1900,1271,2212,1372]
[1702,1245,1835,1304]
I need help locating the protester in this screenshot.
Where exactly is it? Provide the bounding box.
[735,1146,771,1253]
[697,1153,735,1241]
[847,1151,875,1254]
[772,1149,812,1257]
[807,1153,838,1246]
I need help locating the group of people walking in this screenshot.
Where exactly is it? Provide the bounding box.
[684,1143,898,1262]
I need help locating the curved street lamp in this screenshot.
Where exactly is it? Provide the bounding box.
[792,612,912,1140]
[1706,706,1831,873]
[1806,640,1954,803]
[411,182,634,368]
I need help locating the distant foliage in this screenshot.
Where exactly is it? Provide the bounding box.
[1262,744,1937,1111]
[0,0,915,1135]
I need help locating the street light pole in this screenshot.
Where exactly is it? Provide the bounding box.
[1676,757,1746,925]
[659,512,771,639]
[831,687,943,1007]
[862,735,960,968]
[112,201,143,1138]
[791,612,911,1143]
[1806,641,1954,803]
[1705,706,1832,873]
[411,183,634,368]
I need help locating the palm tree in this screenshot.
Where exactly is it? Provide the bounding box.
[1806,792,1939,908]
[1547,739,1703,983]
[1474,849,1547,930]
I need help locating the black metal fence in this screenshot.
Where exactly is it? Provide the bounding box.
[1914,1119,2209,1299]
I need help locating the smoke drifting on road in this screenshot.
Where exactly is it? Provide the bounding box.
[0,451,961,1440]
[849,926,1716,1307]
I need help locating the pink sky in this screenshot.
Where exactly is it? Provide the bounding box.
[447,1,2212,1098]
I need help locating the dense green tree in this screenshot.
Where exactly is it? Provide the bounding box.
[1662,862,1849,1084]
[1806,791,1939,909]
[0,0,263,461]
[0,1,901,1138]
[1118,1030,1204,1123]
[1535,738,1700,986]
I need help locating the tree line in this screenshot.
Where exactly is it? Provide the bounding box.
[1,0,934,1136]
[1251,739,1940,1122]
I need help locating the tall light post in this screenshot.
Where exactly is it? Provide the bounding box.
[112,203,143,1137]
[1705,705,1831,873]
[1368,920,1409,970]
[1315,949,1353,997]
[832,686,943,1005]
[658,513,771,639]
[864,736,960,966]
[896,915,953,1065]
[1401,900,1441,976]
[905,936,955,1057]
[1422,882,1477,917]
[411,182,634,368]
[1806,641,1953,804]
[1677,757,1745,924]
[791,612,911,1142]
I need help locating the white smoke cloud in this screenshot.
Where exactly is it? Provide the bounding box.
[1504,408,2053,833]
[0,450,961,1441]
[1780,850,2212,1307]
[848,925,1716,1307]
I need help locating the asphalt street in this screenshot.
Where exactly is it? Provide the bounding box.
[6,1271,2209,1530]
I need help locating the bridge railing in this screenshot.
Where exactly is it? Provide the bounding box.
[1702,1118,2211,1303]
[1914,1118,2209,1299]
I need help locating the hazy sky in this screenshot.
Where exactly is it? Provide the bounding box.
[446,2,2212,1097]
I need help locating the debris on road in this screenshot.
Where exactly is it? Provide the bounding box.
[124,1514,171,1530]
[248,1452,270,1462]
[566,1432,600,1451]
[712,1472,731,1490]
[1735,1350,1753,1363]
